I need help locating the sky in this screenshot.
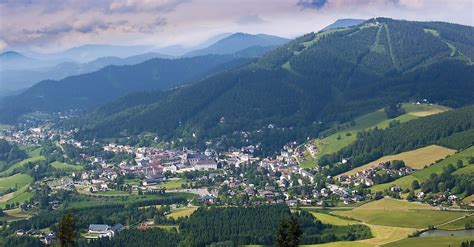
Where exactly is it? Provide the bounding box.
[0,0,473,53]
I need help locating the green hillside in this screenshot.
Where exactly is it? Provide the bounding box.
[0,55,252,122]
[300,103,450,167]
[73,18,473,153]
[371,146,474,192]
[320,105,474,175]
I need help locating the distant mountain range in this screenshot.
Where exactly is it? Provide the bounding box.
[321,19,366,31]
[0,52,171,95]
[0,32,288,97]
[0,54,252,120]
[69,18,474,143]
[184,33,289,57]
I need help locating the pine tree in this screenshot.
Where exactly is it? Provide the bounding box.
[276,217,289,247]
[288,216,302,247]
[58,212,76,247]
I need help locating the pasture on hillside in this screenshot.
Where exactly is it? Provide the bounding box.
[371,146,474,192]
[338,145,456,177]
[334,198,469,229]
[0,156,45,177]
[300,103,450,168]
[0,173,33,194]
[50,161,83,172]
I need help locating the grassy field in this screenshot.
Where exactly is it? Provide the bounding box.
[0,184,33,209]
[338,145,456,177]
[383,236,473,247]
[302,223,415,247]
[159,178,186,190]
[301,104,450,168]
[372,146,474,192]
[0,155,45,177]
[438,214,474,230]
[334,198,469,229]
[124,178,141,186]
[0,208,31,222]
[310,212,359,226]
[453,164,474,175]
[463,194,474,203]
[51,161,83,172]
[0,173,33,194]
[67,192,195,209]
[166,206,198,219]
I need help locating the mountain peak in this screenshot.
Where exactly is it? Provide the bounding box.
[321,18,366,31]
[185,33,289,57]
[0,51,27,58]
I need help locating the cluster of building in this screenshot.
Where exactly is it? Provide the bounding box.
[338,162,414,187]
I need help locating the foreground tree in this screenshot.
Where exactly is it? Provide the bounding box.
[276,215,301,247]
[58,212,76,247]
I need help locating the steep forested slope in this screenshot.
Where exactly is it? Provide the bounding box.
[0,55,251,121]
[74,18,474,143]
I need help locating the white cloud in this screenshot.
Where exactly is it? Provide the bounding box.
[0,0,472,53]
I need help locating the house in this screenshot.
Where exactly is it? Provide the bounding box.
[142,175,166,186]
[194,159,217,170]
[111,223,124,234]
[88,224,114,239]
[200,194,216,204]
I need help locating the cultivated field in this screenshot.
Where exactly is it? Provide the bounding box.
[338,145,456,177]
[334,198,469,229]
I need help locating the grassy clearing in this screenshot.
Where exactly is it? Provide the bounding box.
[334,198,468,229]
[124,178,141,186]
[372,146,474,192]
[156,225,179,231]
[453,164,474,175]
[303,242,371,247]
[301,104,450,168]
[310,212,359,226]
[0,173,33,193]
[403,103,450,117]
[159,178,185,190]
[438,214,474,230]
[0,184,33,209]
[0,156,45,177]
[51,161,83,172]
[463,194,474,203]
[166,206,198,220]
[0,208,31,222]
[383,236,473,247]
[359,224,415,246]
[338,145,456,177]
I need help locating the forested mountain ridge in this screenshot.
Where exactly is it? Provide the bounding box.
[74,18,474,144]
[0,55,252,122]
